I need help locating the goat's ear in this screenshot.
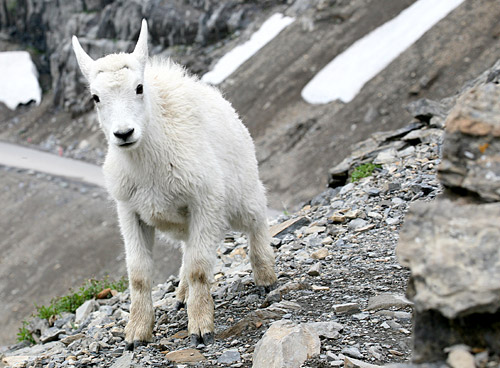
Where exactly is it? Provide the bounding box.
[72,36,95,81]
[133,19,149,66]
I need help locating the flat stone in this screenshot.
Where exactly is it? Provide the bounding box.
[75,299,98,324]
[253,320,320,368]
[110,351,133,368]
[341,346,363,359]
[270,216,311,238]
[344,356,383,368]
[332,303,360,314]
[305,321,343,339]
[311,248,329,260]
[447,349,475,368]
[366,293,412,311]
[2,356,30,366]
[348,219,369,230]
[39,327,64,343]
[307,263,321,276]
[373,148,397,165]
[60,333,85,345]
[217,349,241,364]
[172,330,188,339]
[165,348,206,363]
[311,285,330,291]
[305,226,326,234]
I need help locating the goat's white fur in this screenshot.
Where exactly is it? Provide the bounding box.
[72,20,277,344]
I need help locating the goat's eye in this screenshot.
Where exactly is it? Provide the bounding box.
[136,84,143,95]
[92,94,100,103]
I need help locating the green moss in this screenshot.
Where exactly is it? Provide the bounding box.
[350,163,382,182]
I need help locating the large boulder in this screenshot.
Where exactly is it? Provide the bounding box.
[398,199,500,319]
[439,83,500,201]
[397,79,500,363]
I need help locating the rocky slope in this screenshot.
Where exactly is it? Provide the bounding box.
[0,77,451,367]
[2,0,500,209]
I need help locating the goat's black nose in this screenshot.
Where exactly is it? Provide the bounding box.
[114,128,134,140]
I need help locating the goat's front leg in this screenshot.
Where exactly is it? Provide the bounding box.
[117,203,155,350]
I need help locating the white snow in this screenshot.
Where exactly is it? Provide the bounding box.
[301,0,466,104]
[202,13,295,85]
[0,51,42,110]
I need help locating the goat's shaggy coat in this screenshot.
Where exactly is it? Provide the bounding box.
[72,20,277,347]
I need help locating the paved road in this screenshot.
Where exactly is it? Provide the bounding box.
[0,141,105,187]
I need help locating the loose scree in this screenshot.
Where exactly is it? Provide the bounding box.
[72,19,277,349]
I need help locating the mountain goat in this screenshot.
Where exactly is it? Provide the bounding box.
[72,20,277,349]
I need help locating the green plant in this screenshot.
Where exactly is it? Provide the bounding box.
[6,0,17,12]
[350,163,382,182]
[17,277,128,343]
[17,321,35,344]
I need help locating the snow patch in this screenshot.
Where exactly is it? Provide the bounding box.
[0,51,42,110]
[202,13,295,85]
[301,0,466,104]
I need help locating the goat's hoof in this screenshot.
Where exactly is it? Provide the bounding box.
[125,340,148,351]
[257,282,278,296]
[174,300,186,311]
[190,332,214,346]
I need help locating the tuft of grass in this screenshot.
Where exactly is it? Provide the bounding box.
[350,163,382,182]
[17,321,35,344]
[17,277,128,344]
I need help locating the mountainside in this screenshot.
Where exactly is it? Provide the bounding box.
[1,0,499,208]
[1,0,500,359]
[3,55,499,368]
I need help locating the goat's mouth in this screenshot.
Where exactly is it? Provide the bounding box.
[118,141,137,148]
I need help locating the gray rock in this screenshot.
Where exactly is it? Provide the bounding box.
[331,303,360,314]
[348,218,369,230]
[253,320,320,368]
[341,346,363,359]
[398,199,500,318]
[217,349,241,364]
[366,293,412,311]
[75,299,98,324]
[344,356,382,368]
[398,198,500,361]
[305,321,343,339]
[110,351,133,368]
[405,98,447,123]
[307,262,321,276]
[373,148,397,165]
[39,327,64,344]
[447,348,475,368]
[438,83,500,201]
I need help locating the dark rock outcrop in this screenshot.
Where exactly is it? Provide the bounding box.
[0,0,283,112]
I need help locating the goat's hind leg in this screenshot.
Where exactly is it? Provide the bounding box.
[174,262,188,310]
[248,214,277,293]
[117,204,156,351]
[184,242,215,346]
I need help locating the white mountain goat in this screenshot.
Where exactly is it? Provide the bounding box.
[72,20,277,348]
